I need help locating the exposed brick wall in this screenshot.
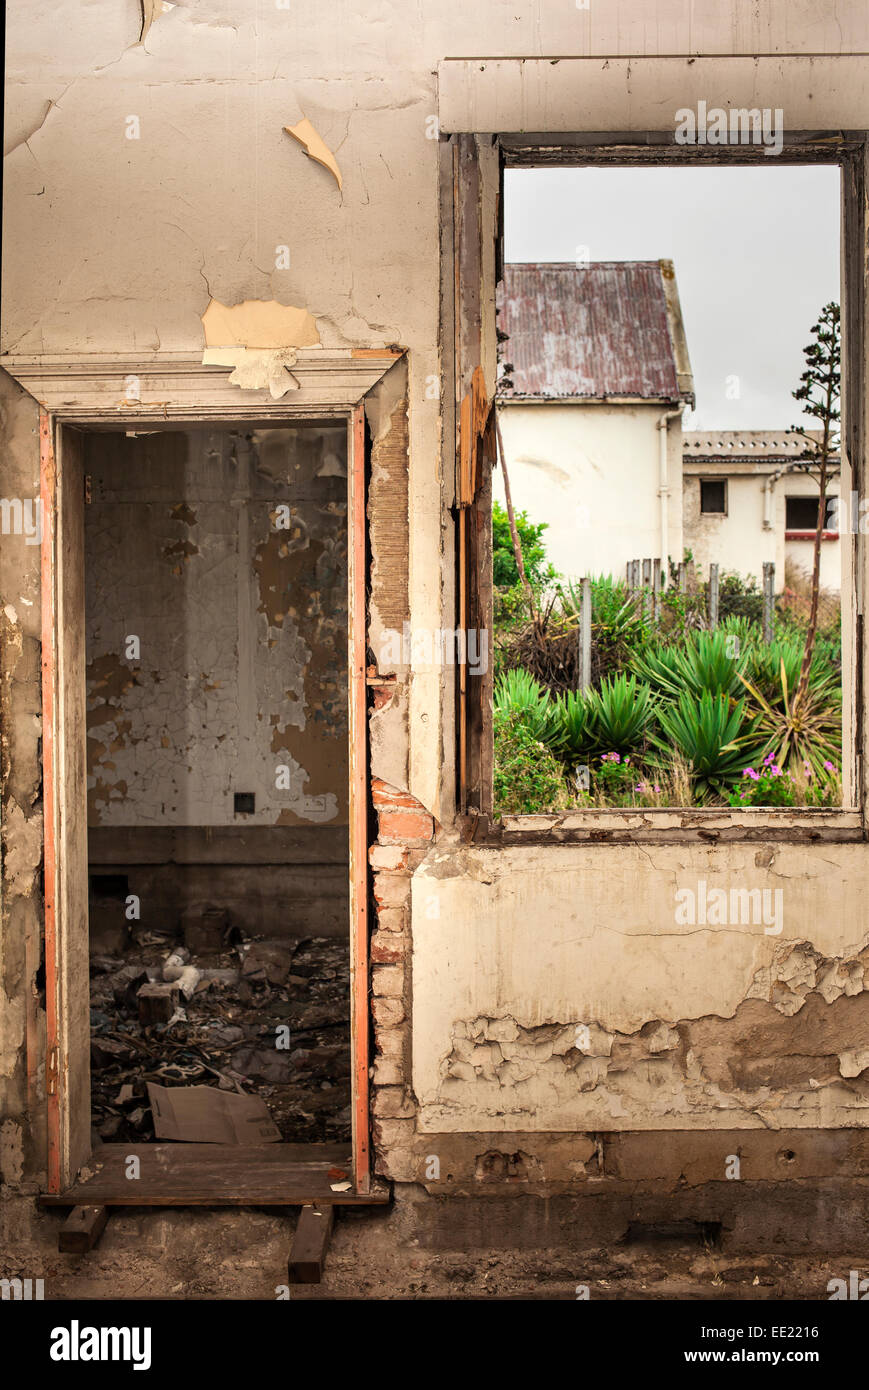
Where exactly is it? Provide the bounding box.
[369,776,436,1181]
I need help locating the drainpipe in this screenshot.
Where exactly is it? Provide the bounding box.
[657,407,683,580]
[762,474,774,530]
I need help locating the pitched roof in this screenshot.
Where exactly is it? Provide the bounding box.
[496,260,693,404]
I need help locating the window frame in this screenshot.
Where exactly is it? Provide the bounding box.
[700,477,728,516]
[448,133,867,843]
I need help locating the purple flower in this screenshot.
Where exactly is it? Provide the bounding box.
[747,769,760,781]
[771,765,781,776]
[823,760,835,772]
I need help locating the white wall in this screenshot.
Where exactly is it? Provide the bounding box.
[683,471,842,592]
[495,402,683,584]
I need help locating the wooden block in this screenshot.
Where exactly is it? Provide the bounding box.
[287,1203,335,1284]
[137,981,180,1025]
[58,1205,109,1253]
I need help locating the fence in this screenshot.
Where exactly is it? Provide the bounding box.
[622,558,777,642]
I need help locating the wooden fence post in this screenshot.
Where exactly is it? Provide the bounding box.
[762,561,775,644]
[708,563,719,629]
[579,576,591,691]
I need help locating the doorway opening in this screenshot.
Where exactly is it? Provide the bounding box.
[82,424,352,1149]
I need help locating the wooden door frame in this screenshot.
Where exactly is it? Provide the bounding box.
[4,350,401,1193]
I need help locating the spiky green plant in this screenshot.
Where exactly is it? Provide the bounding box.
[738,659,841,777]
[553,688,597,762]
[585,672,656,754]
[493,668,562,751]
[745,636,838,712]
[633,629,746,701]
[654,691,760,797]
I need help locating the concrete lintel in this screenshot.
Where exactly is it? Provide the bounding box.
[438,55,869,135]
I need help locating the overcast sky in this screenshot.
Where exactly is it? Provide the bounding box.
[505,165,840,430]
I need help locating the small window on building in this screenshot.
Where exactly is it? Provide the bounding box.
[786,495,837,531]
[700,479,727,515]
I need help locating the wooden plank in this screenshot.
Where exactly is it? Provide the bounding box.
[288,1203,335,1284]
[347,405,371,1196]
[39,410,62,1193]
[38,1144,390,1208]
[55,425,92,1187]
[58,1205,108,1253]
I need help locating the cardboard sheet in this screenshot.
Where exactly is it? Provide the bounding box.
[147,1082,281,1144]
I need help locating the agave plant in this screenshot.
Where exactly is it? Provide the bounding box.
[493,668,562,752]
[553,688,597,761]
[738,658,841,777]
[719,613,763,657]
[585,672,656,754]
[746,635,838,711]
[633,629,747,701]
[654,690,760,797]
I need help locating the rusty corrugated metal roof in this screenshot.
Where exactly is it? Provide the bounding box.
[497,261,685,402]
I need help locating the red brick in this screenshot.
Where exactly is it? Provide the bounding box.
[372,964,404,999]
[371,778,423,811]
[373,999,405,1028]
[372,1055,404,1086]
[373,873,411,908]
[371,932,405,964]
[375,906,407,933]
[378,808,433,842]
[369,843,409,871]
[373,1087,415,1119]
[375,1023,405,1050]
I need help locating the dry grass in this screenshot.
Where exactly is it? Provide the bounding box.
[778,557,840,631]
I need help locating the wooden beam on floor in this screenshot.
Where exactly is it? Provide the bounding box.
[38,1144,391,1208]
[288,1203,335,1284]
[58,1205,109,1253]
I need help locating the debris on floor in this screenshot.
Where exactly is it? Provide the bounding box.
[88,918,350,1145]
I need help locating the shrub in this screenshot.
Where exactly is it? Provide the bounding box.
[493,709,571,815]
[493,668,563,752]
[492,500,556,589]
[728,755,840,808]
[717,570,765,624]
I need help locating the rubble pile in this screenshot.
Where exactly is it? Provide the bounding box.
[89,913,350,1144]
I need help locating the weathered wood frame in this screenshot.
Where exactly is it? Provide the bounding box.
[446,131,869,843]
[5,350,401,1193]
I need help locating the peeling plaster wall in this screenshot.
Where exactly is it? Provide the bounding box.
[83,424,349,941]
[412,845,869,1133]
[3,2,869,1185]
[3,0,866,822]
[0,370,45,1183]
[84,426,347,828]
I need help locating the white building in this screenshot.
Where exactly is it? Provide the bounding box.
[496,262,840,594]
[495,260,694,584]
[682,431,841,592]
